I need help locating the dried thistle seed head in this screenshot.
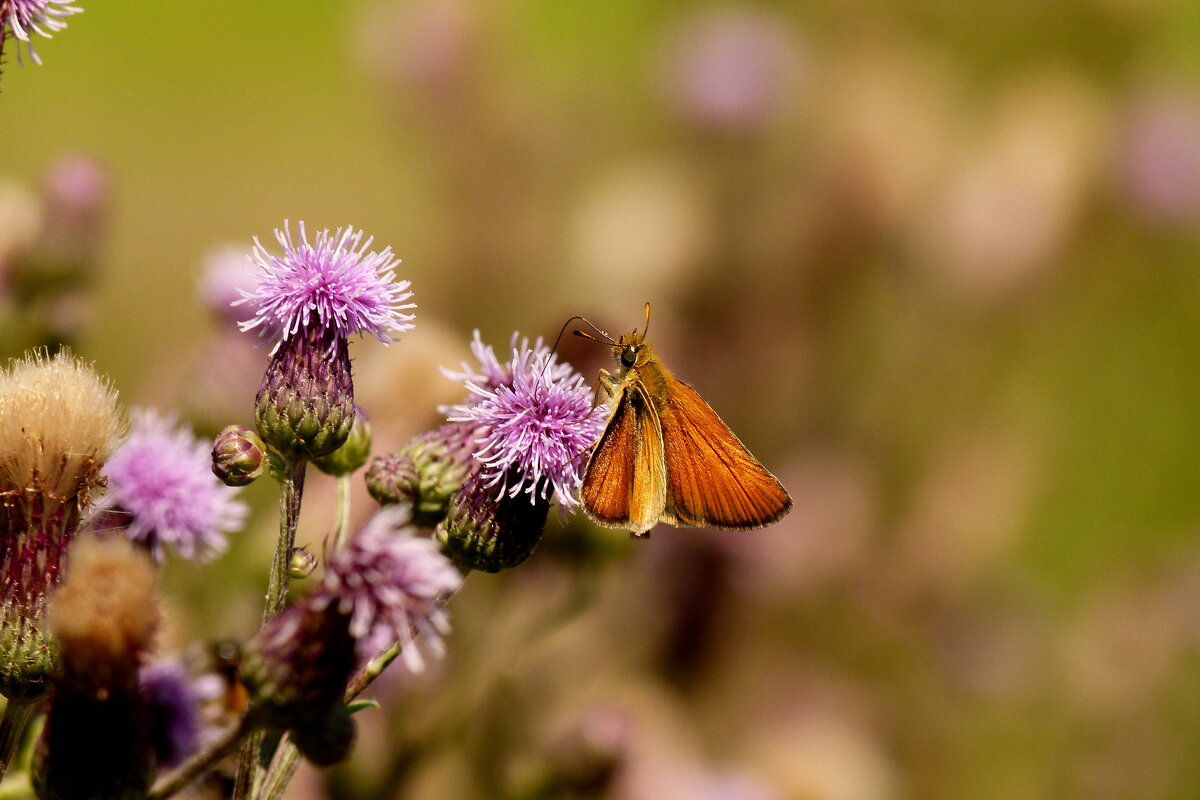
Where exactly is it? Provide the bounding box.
[0,348,125,510]
[49,535,158,676]
[33,536,158,800]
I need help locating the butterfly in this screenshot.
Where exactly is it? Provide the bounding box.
[574,304,792,537]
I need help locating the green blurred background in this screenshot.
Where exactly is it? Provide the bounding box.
[4,0,1200,798]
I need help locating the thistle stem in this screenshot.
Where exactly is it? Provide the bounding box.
[257,735,302,800]
[264,458,307,621]
[332,473,352,551]
[148,713,255,800]
[0,698,34,781]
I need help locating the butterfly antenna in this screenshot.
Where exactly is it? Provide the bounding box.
[543,315,613,378]
[641,301,651,338]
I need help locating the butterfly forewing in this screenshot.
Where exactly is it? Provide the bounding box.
[657,378,792,529]
[582,384,668,534]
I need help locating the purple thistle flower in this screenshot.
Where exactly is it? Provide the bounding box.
[443,333,606,512]
[5,0,81,65]
[313,509,462,672]
[101,409,248,562]
[440,329,510,391]
[236,221,415,356]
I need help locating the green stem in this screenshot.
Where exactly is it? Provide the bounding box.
[149,713,255,800]
[264,458,307,621]
[0,699,34,782]
[257,735,302,800]
[332,473,352,551]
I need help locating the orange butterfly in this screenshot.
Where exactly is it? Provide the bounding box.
[575,304,792,537]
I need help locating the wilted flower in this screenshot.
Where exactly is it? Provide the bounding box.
[4,0,82,66]
[101,409,248,562]
[33,536,158,800]
[237,221,415,461]
[0,349,124,700]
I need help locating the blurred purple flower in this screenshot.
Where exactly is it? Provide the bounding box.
[1118,85,1200,224]
[5,0,81,65]
[235,221,415,356]
[140,658,202,768]
[660,8,805,131]
[198,244,260,325]
[313,508,462,671]
[102,408,248,562]
[443,333,606,511]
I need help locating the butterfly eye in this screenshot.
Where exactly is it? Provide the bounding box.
[620,346,637,368]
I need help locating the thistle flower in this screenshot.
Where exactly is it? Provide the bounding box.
[443,332,605,511]
[241,511,460,747]
[33,536,158,800]
[4,0,82,66]
[437,332,605,571]
[101,409,248,562]
[0,349,124,700]
[237,221,414,461]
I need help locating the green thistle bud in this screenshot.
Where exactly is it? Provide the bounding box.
[254,328,355,461]
[366,422,481,527]
[211,424,268,487]
[435,469,550,573]
[313,406,372,476]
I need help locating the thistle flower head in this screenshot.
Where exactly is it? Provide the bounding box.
[443,333,606,512]
[0,349,124,509]
[0,349,124,700]
[101,409,248,562]
[313,509,462,671]
[5,0,82,66]
[243,509,461,731]
[237,221,415,356]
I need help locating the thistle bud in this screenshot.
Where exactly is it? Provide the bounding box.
[435,469,551,573]
[254,327,356,461]
[211,424,267,486]
[313,406,373,476]
[365,422,480,527]
[289,546,318,579]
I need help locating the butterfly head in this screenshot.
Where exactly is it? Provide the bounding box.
[612,330,651,373]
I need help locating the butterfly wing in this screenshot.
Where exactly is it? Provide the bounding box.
[656,378,792,529]
[581,381,668,536]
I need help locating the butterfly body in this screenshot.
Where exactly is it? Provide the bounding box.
[580,313,792,537]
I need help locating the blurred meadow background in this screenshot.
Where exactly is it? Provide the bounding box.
[4,0,1200,798]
